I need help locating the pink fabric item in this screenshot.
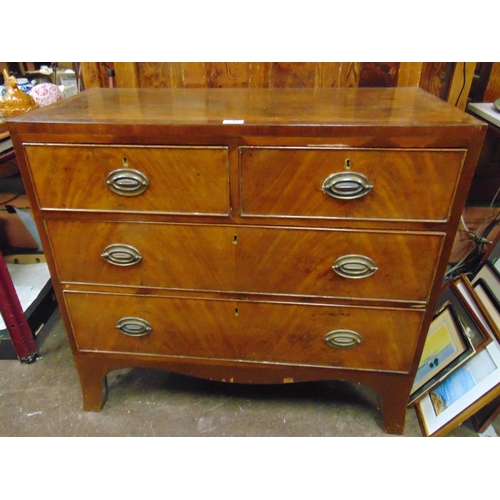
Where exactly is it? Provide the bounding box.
[29,83,63,107]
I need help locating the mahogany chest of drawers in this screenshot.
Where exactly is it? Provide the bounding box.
[7,87,486,434]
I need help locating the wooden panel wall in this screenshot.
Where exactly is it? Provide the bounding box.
[80,62,475,109]
[82,62,419,89]
[484,62,500,102]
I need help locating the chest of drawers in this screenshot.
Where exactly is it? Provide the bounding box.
[7,87,486,434]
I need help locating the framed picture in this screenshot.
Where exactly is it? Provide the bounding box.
[408,303,475,407]
[446,279,491,353]
[454,274,500,343]
[415,334,500,437]
[473,279,500,332]
[472,262,500,305]
[411,305,468,393]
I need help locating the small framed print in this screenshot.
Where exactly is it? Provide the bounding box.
[446,279,491,353]
[472,262,500,306]
[454,274,500,343]
[473,279,500,331]
[415,335,500,437]
[408,303,475,407]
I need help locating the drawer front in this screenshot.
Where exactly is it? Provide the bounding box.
[236,226,443,302]
[46,220,236,291]
[65,292,424,372]
[25,145,229,215]
[47,220,442,302]
[240,147,466,221]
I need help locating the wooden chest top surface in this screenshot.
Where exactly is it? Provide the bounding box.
[7,87,483,135]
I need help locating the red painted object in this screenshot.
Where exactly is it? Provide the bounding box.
[0,251,39,362]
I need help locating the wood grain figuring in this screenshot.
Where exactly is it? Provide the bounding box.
[46,220,443,302]
[240,148,466,221]
[24,145,230,215]
[235,227,443,302]
[80,62,113,89]
[64,291,423,372]
[419,63,455,100]
[46,221,236,291]
[132,63,401,90]
[358,62,400,87]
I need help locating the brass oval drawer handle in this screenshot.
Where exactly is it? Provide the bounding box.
[101,244,142,266]
[333,254,378,279]
[107,168,150,196]
[115,317,152,337]
[322,172,373,200]
[324,330,362,349]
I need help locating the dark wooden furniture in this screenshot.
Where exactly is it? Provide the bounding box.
[466,118,500,203]
[7,87,486,434]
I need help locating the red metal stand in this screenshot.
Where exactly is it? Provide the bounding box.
[0,251,39,363]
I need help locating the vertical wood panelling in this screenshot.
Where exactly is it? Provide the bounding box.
[182,62,207,88]
[168,63,186,88]
[81,62,471,106]
[419,63,455,100]
[447,62,476,110]
[247,62,270,88]
[80,62,104,89]
[114,62,139,88]
[484,62,500,102]
[268,62,317,88]
[337,62,361,87]
[358,62,400,87]
[206,62,251,88]
[398,63,424,87]
[138,62,175,87]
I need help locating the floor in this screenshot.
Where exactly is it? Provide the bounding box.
[0,308,498,437]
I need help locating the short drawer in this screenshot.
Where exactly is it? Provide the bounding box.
[47,221,443,302]
[25,144,229,215]
[65,291,424,373]
[240,147,466,221]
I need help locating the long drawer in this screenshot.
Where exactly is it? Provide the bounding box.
[65,291,424,372]
[24,144,230,215]
[47,220,444,302]
[240,147,466,221]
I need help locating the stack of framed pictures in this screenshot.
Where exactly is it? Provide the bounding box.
[412,235,500,436]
